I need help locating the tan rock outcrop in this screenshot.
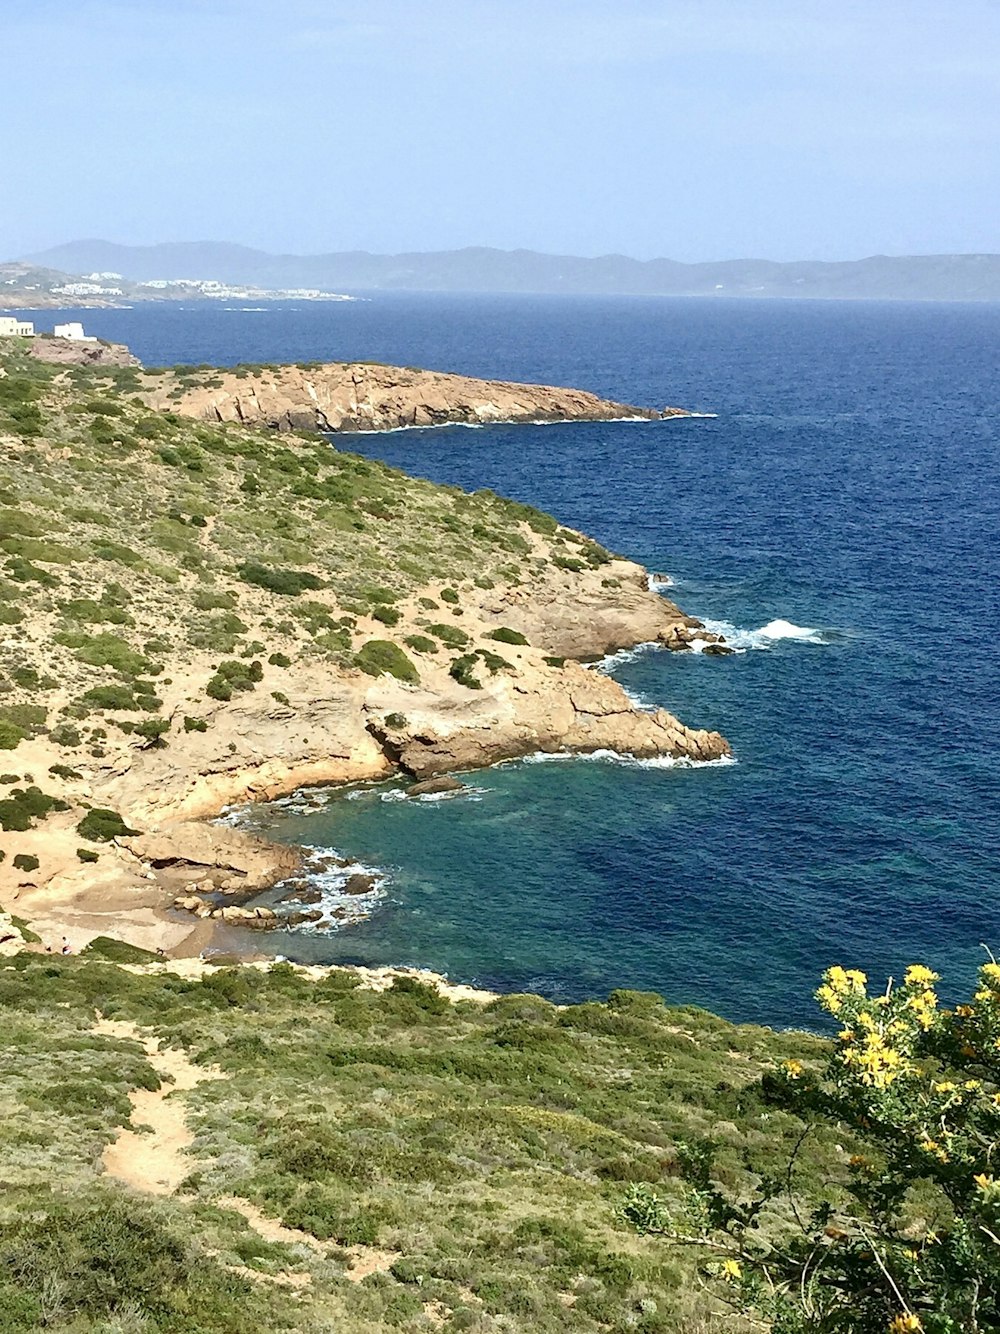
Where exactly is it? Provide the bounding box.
[143,361,689,434]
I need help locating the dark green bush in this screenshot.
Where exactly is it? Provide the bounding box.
[427,623,469,650]
[238,562,323,596]
[404,634,438,654]
[450,655,482,690]
[76,847,99,863]
[183,715,208,732]
[440,587,460,604]
[488,626,529,646]
[0,720,25,749]
[268,652,292,668]
[12,853,39,873]
[76,808,138,842]
[372,605,401,627]
[354,641,419,683]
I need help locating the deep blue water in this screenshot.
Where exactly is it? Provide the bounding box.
[28,297,1000,1027]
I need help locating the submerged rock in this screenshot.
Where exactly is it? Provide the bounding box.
[407,776,463,798]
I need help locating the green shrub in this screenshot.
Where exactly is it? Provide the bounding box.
[440,587,460,604]
[354,641,419,683]
[450,654,482,690]
[76,808,138,842]
[372,605,401,627]
[80,935,158,962]
[488,626,529,645]
[0,786,69,831]
[57,631,156,678]
[50,722,82,748]
[76,847,99,863]
[404,634,438,654]
[133,718,170,747]
[183,715,208,733]
[268,651,292,668]
[193,588,237,611]
[81,684,140,711]
[0,720,25,749]
[12,853,39,873]
[238,562,323,596]
[427,623,470,650]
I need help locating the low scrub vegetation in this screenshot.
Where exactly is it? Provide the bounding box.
[0,955,835,1333]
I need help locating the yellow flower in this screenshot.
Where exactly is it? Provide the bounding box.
[975,1173,995,1192]
[904,964,938,987]
[933,1081,958,1095]
[964,1079,982,1092]
[980,962,1000,986]
[785,1059,804,1079]
[888,1315,923,1333]
[720,1259,742,1281]
[955,1004,974,1018]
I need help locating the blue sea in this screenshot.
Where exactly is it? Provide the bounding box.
[30,295,1000,1028]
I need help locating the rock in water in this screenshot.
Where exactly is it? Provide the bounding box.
[407,776,463,798]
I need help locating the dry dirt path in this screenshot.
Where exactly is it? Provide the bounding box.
[94,1019,399,1288]
[95,1017,223,1195]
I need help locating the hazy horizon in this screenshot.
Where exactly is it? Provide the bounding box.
[7,1,999,263]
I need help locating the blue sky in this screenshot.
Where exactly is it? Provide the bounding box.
[5,0,1000,260]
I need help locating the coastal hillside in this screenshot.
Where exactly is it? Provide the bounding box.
[0,337,727,953]
[0,948,832,1333]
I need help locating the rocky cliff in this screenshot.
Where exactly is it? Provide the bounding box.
[143,361,690,433]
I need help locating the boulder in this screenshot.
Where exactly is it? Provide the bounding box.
[342,874,378,896]
[407,775,463,798]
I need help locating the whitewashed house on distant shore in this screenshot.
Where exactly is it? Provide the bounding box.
[0,317,35,337]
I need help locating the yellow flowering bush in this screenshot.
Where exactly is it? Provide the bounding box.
[623,961,1000,1333]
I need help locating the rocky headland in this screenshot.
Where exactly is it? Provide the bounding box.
[0,338,728,957]
[141,359,692,433]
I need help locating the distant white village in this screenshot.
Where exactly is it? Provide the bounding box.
[0,317,96,340]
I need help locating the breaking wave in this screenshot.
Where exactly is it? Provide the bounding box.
[521,748,736,770]
[695,617,829,652]
[273,849,389,931]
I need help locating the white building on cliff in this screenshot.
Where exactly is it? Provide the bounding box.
[53,322,97,342]
[0,317,35,337]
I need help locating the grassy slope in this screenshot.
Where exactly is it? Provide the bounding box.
[0,955,836,1333]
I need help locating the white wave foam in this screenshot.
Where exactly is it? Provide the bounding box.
[647,573,675,592]
[522,748,736,771]
[698,617,827,652]
[590,641,660,673]
[378,785,487,804]
[330,413,671,438]
[275,851,389,931]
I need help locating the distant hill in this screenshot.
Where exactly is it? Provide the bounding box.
[18,240,1000,300]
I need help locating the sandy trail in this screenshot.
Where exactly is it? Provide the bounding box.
[95,1017,223,1195]
[96,1019,397,1286]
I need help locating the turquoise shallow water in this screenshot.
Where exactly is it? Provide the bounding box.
[26,295,1000,1027]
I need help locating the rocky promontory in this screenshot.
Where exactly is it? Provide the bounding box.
[0,337,728,957]
[142,360,691,433]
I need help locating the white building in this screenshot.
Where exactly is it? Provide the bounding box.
[0,317,35,337]
[53,322,97,342]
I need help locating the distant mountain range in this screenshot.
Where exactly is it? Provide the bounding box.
[18,240,1000,301]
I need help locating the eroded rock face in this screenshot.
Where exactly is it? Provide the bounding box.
[366,664,730,780]
[144,361,689,434]
[26,337,141,368]
[128,825,300,891]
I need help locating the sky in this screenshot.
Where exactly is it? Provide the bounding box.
[4,0,1000,262]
